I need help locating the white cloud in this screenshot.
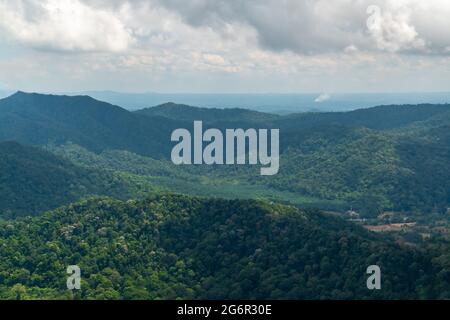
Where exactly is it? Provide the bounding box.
[315,93,331,103]
[366,3,425,53]
[0,0,450,92]
[0,0,133,52]
[151,0,450,55]
[2,0,450,55]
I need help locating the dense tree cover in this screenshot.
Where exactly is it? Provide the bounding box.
[0,142,159,218]
[46,142,196,182]
[263,126,450,216]
[271,104,450,131]
[0,91,182,158]
[46,143,344,210]
[135,102,278,123]
[0,194,448,300]
[0,94,449,300]
[47,121,450,217]
[0,94,449,214]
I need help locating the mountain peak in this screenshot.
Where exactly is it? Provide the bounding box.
[0,91,37,102]
[1,91,119,109]
[7,91,58,101]
[157,102,193,109]
[11,90,30,97]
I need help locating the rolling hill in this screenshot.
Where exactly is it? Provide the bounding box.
[0,194,448,299]
[1,92,449,217]
[0,93,449,301]
[0,141,158,218]
[273,104,450,132]
[0,92,182,158]
[135,102,278,123]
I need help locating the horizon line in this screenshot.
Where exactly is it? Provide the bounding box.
[3,89,450,96]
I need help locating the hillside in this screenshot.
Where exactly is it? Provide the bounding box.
[275,104,450,131]
[0,94,449,300]
[0,141,158,218]
[135,102,278,123]
[1,92,450,217]
[0,194,448,300]
[0,92,182,158]
[47,126,450,216]
[135,102,450,132]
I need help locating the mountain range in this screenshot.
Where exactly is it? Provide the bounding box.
[1,91,449,217]
[64,91,450,114]
[1,194,448,299]
[0,91,449,299]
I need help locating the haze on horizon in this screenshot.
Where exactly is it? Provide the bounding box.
[1,0,450,94]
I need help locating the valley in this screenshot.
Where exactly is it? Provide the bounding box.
[0,92,449,299]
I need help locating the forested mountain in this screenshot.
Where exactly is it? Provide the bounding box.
[49,129,449,216]
[48,127,450,216]
[273,104,450,131]
[135,102,278,123]
[1,92,449,217]
[0,141,157,218]
[0,92,182,158]
[0,195,448,300]
[265,126,450,215]
[2,92,449,158]
[0,92,449,300]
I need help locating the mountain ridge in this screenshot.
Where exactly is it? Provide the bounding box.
[1,92,449,217]
[0,91,185,158]
[135,102,279,123]
[1,194,448,299]
[0,141,147,218]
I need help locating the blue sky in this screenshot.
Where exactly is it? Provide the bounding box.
[0,0,450,94]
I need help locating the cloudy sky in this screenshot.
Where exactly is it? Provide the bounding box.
[0,0,450,93]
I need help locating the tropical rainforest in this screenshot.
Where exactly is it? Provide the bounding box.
[0,91,449,299]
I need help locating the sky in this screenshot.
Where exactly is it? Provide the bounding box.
[0,0,450,94]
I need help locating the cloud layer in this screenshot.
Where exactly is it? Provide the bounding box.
[0,0,449,93]
[0,0,132,52]
[152,0,450,55]
[2,0,450,54]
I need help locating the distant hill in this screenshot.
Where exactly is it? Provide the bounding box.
[1,92,449,216]
[275,104,450,132]
[2,92,449,158]
[0,141,153,218]
[47,123,450,217]
[1,92,449,301]
[275,125,450,215]
[0,194,448,299]
[0,92,183,158]
[135,102,278,123]
[66,91,450,113]
[135,102,450,137]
